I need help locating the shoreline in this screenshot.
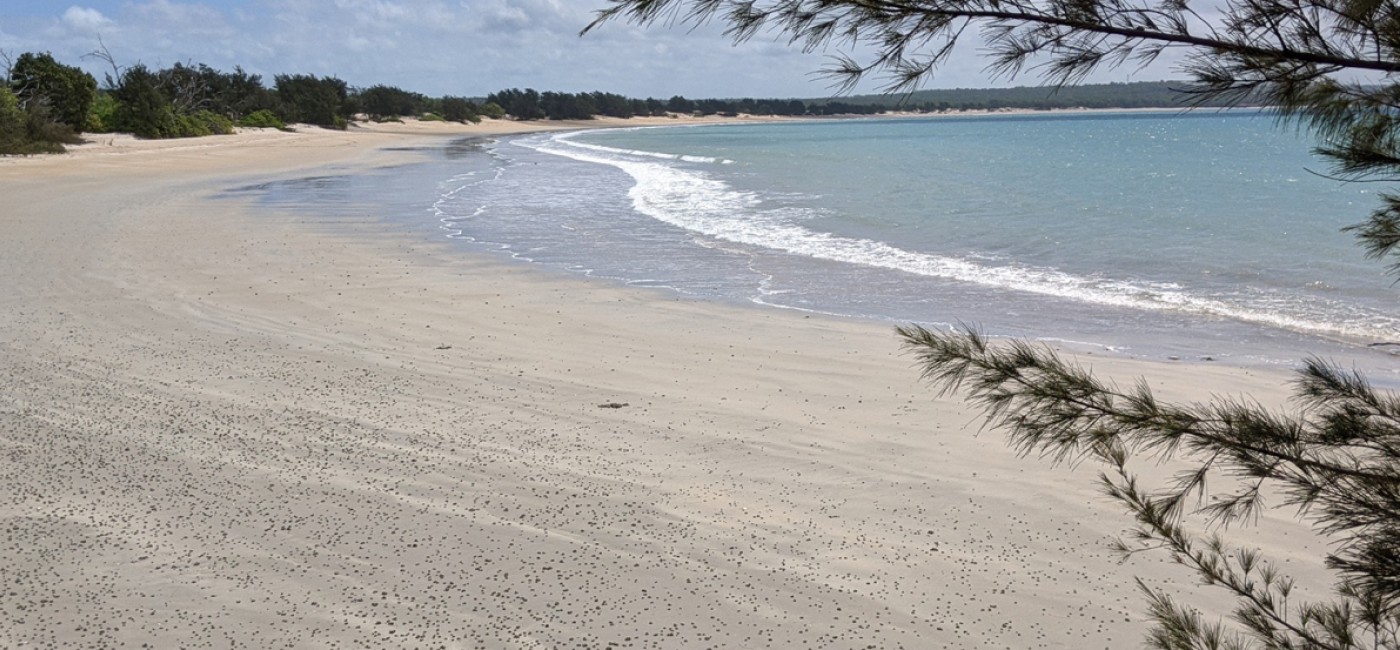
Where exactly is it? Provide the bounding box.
[359,112,1395,379]
[0,103,1253,168]
[1,120,1330,648]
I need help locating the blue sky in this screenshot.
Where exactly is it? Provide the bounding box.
[0,1,1181,99]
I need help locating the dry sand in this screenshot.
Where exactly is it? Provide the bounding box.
[1,119,1330,648]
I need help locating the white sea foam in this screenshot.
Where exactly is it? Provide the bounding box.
[526,132,1400,343]
[433,166,505,240]
[554,131,733,164]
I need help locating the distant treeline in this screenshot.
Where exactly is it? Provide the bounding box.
[823,81,1258,111]
[484,81,1257,120]
[482,88,869,119]
[1,49,1243,155]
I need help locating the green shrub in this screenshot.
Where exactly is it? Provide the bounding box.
[419,112,446,122]
[10,52,98,132]
[124,105,176,138]
[0,87,30,153]
[85,93,119,133]
[237,109,286,130]
[2,136,65,155]
[273,73,349,127]
[191,110,234,135]
[26,101,83,146]
[356,84,423,120]
[1,87,80,154]
[166,110,234,138]
[480,102,506,119]
[174,113,210,137]
[113,65,177,138]
[439,96,481,123]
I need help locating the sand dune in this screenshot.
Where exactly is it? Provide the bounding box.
[0,122,1327,648]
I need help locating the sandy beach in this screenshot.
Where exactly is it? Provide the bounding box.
[1,119,1330,648]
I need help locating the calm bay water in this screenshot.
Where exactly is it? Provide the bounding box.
[231,111,1400,381]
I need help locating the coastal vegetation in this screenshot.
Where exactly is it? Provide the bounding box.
[0,52,472,152]
[9,52,96,132]
[0,51,88,153]
[588,1,1400,649]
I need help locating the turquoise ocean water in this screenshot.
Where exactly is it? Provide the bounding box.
[233,110,1400,381]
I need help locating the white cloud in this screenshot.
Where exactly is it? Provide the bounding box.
[61,6,112,33]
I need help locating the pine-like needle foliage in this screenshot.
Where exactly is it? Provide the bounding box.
[582,1,1400,647]
[895,325,1399,649]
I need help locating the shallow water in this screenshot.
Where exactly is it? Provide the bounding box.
[225,113,1400,384]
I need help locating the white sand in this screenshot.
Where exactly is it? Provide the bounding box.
[1,120,1329,648]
